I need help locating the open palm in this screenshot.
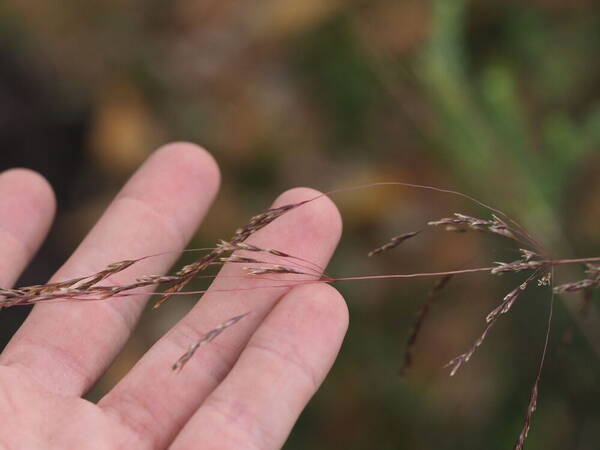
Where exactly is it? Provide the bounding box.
[0,144,348,449]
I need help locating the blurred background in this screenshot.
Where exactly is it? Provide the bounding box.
[1,0,600,448]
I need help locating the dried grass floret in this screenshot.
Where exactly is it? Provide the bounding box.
[514,380,538,450]
[553,263,600,294]
[491,260,545,275]
[399,275,452,377]
[553,278,600,294]
[244,265,313,276]
[172,313,250,372]
[368,231,421,257]
[428,213,516,240]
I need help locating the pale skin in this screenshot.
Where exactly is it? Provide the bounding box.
[0,143,348,449]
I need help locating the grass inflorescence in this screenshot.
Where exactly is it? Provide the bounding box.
[1,181,599,449]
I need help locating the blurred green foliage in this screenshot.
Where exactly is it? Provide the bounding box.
[293,14,380,147]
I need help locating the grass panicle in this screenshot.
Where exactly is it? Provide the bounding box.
[1,182,599,449]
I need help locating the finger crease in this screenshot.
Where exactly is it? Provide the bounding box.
[246,339,319,391]
[102,390,161,448]
[115,195,187,248]
[201,394,278,450]
[0,340,93,395]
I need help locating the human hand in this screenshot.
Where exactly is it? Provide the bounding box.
[0,143,348,449]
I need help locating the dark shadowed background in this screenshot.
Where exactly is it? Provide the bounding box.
[1,1,600,448]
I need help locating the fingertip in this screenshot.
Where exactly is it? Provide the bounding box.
[285,282,349,339]
[152,142,221,198]
[115,142,222,245]
[0,168,56,225]
[272,187,343,247]
[272,186,322,206]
